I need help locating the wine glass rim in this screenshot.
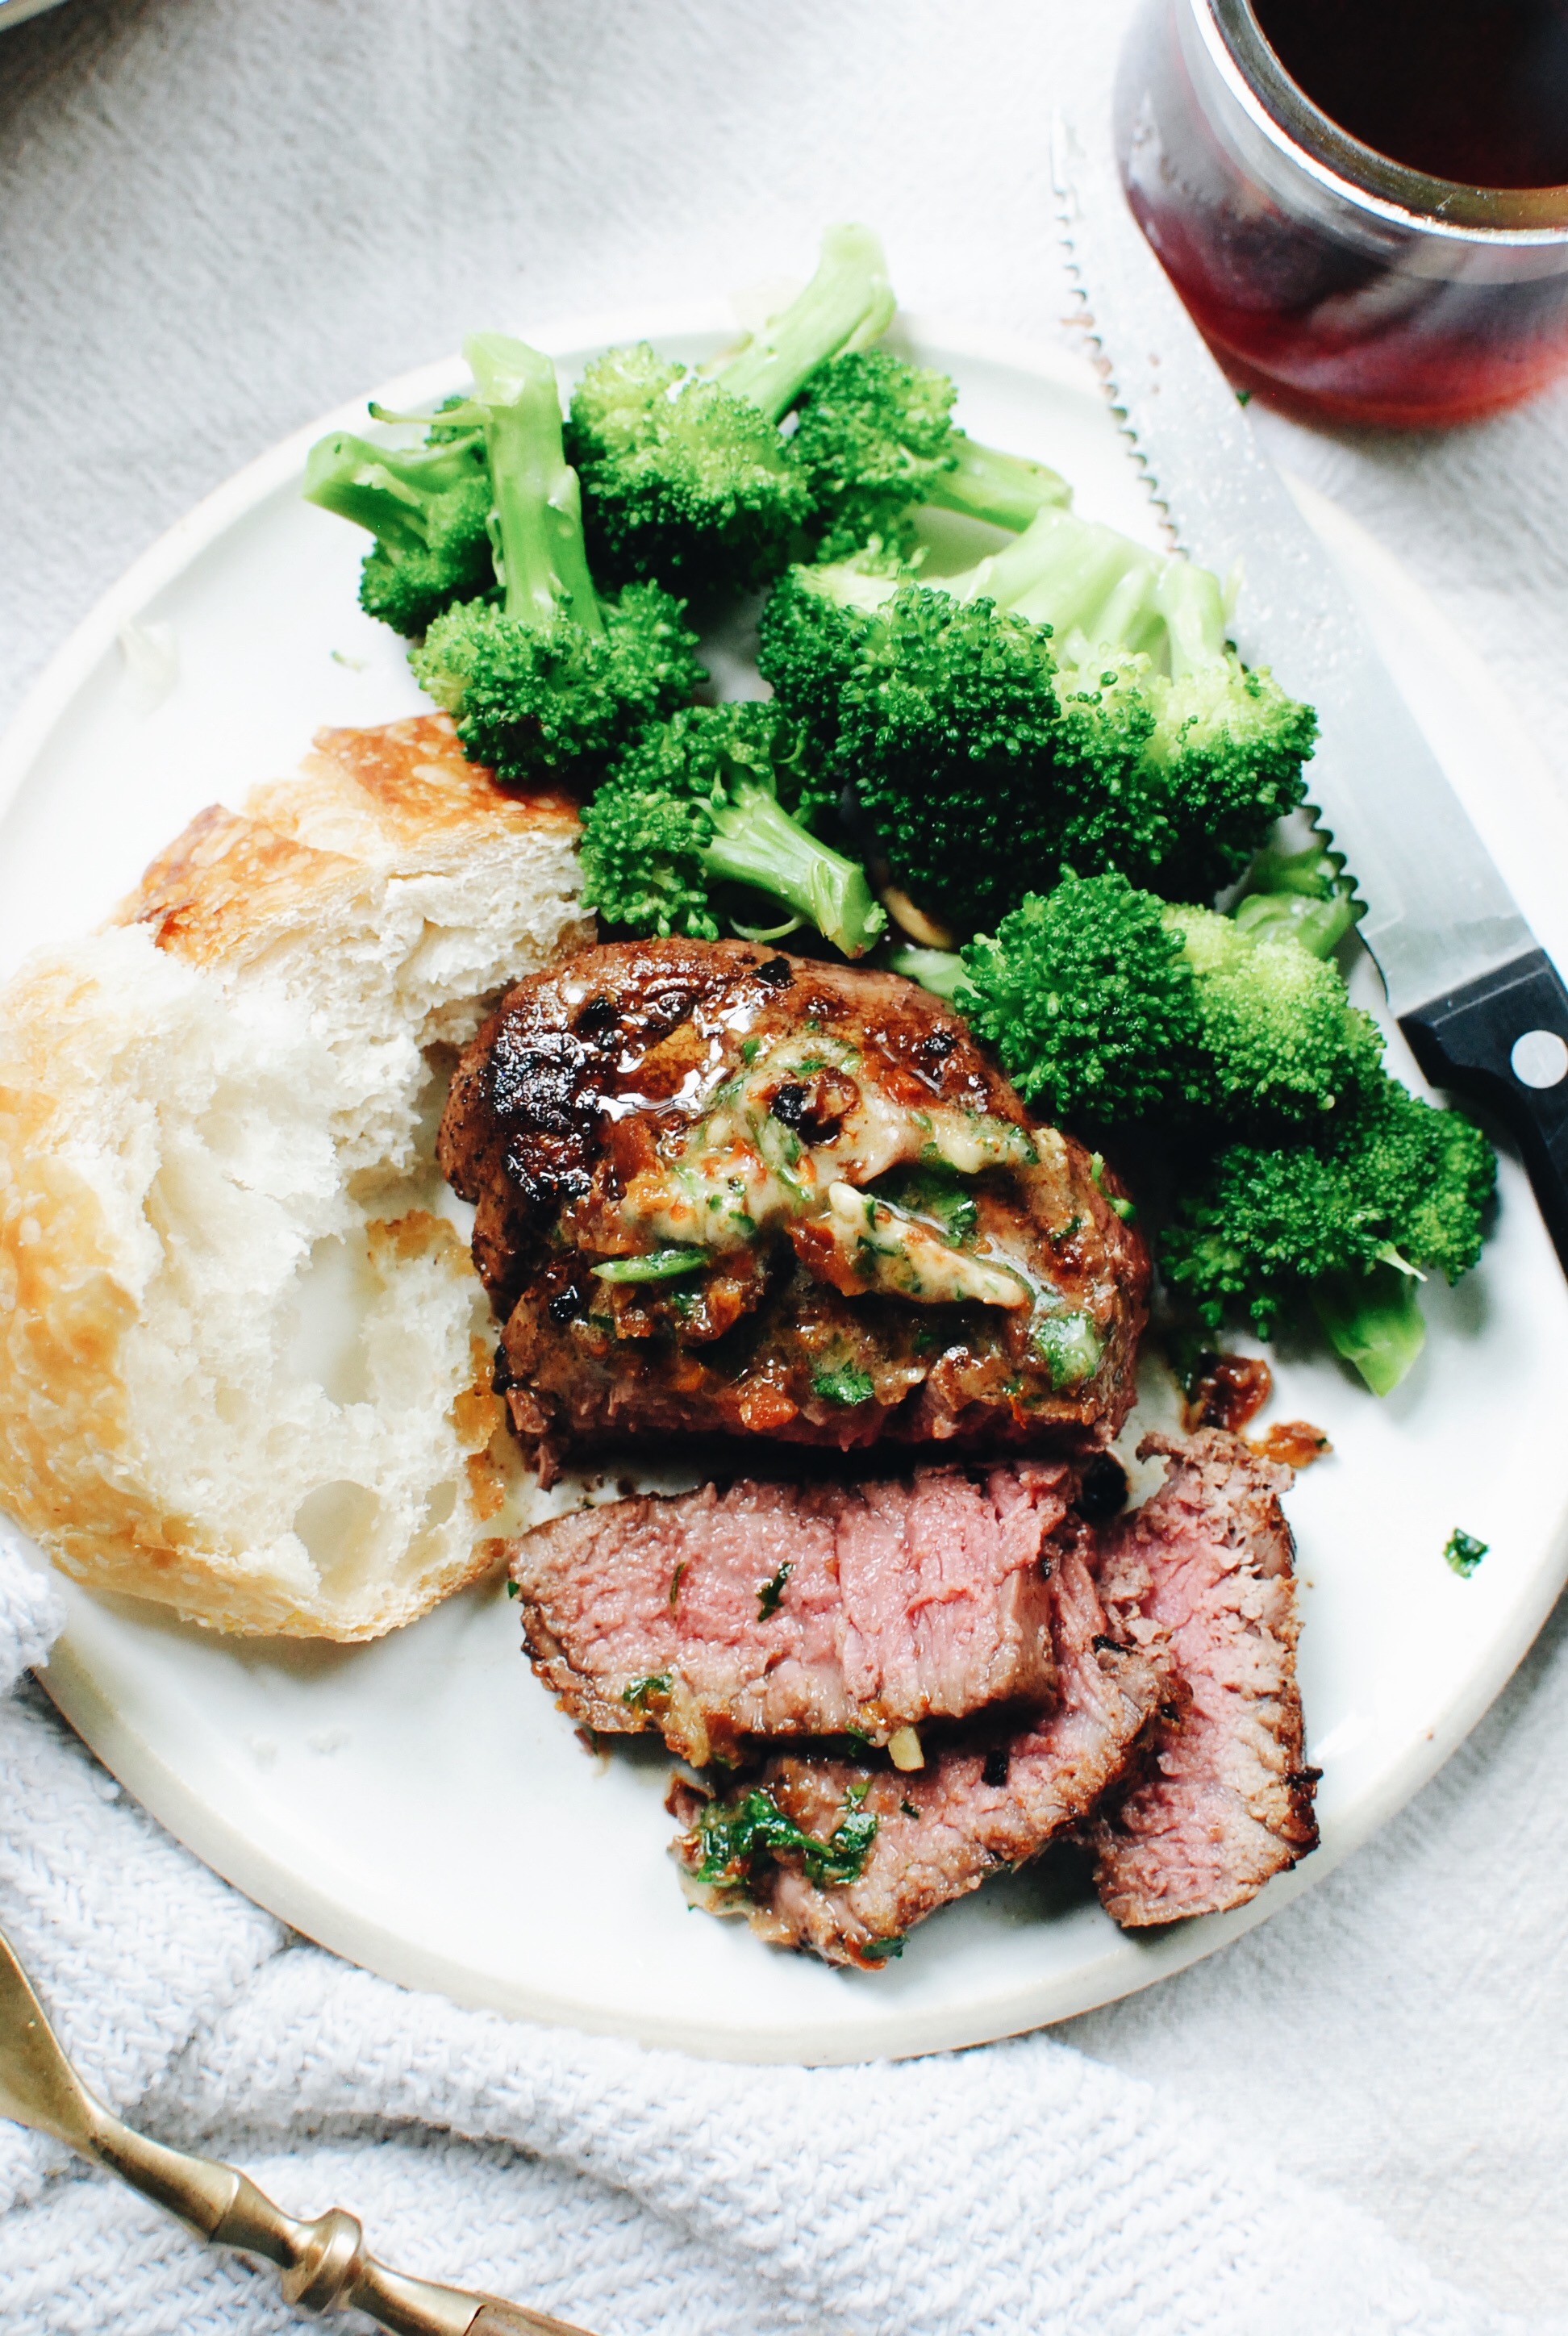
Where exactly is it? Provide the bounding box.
[1199,0,1568,240]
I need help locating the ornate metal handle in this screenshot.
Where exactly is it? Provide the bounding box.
[0,1924,594,2336]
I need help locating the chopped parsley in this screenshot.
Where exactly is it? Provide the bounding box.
[899,1800,920,1819]
[668,1560,687,1610]
[1444,1528,1488,1579]
[757,1561,791,1619]
[621,1671,673,1708]
[592,1248,708,1283]
[739,1037,761,1065]
[506,1579,520,1600]
[811,1361,876,1407]
[859,1935,905,1961]
[874,1165,979,1248]
[1088,1151,1137,1224]
[1032,1310,1103,1391]
[693,1784,879,1889]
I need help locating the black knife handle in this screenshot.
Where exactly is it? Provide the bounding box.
[1401,947,1568,1270]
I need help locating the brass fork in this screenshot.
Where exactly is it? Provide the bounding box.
[0,1923,595,2335]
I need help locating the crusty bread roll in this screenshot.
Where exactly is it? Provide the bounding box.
[0,715,591,1639]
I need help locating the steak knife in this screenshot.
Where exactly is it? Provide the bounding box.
[1050,113,1568,1272]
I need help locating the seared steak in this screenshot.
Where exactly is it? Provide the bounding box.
[669,1520,1169,1967]
[665,1429,1316,1963]
[511,1462,1078,1765]
[439,939,1147,1479]
[1089,1430,1319,1925]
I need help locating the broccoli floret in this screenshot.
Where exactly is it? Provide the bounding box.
[970,510,1316,901]
[753,553,897,813]
[791,348,1071,560]
[409,336,703,786]
[1137,561,1321,904]
[567,226,895,591]
[957,873,1201,1122]
[791,350,958,561]
[579,702,886,958]
[951,874,1381,1127]
[761,559,1074,930]
[757,505,1314,932]
[303,410,494,636]
[1161,1077,1496,1390]
[1168,904,1385,1124]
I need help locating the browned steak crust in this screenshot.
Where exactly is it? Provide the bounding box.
[440,939,1148,1475]
[1088,1429,1320,1926]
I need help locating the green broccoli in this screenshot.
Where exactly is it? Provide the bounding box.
[790,348,1071,561]
[953,873,1381,1126]
[757,505,1315,931]
[579,702,886,958]
[957,873,1201,1122]
[1161,1078,1496,1391]
[965,511,1318,904]
[760,556,1077,927]
[566,226,895,592]
[408,336,703,786]
[1232,840,1362,957]
[1166,903,1385,1124]
[302,407,494,636]
[880,941,966,999]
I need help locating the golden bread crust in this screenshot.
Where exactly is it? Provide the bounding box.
[0,716,590,1640]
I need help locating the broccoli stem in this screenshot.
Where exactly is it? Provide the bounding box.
[302,430,485,552]
[1153,560,1228,677]
[882,943,966,999]
[1312,1260,1427,1395]
[958,507,1166,655]
[942,503,1249,674]
[717,225,895,423]
[703,779,886,959]
[1233,842,1362,957]
[465,332,604,639]
[926,436,1072,532]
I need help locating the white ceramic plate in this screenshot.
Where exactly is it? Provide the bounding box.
[6,315,1568,2066]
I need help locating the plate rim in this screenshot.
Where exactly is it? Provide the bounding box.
[11,311,1568,2063]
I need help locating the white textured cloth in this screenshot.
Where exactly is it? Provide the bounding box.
[3,3,1568,2331]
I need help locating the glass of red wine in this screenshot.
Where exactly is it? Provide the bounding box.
[1116,0,1568,427]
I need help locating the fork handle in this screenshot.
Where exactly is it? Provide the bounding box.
[465,2307,602,2336]
[91,2108,594,2335]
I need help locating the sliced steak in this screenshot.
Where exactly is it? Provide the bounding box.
[1088,1429,1319,1926]
[669,1522,1170,1967]
[511,1462,1077,1765]
[439,938,1148,1478]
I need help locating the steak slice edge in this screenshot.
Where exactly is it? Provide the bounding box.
[511,1462,1077,1765]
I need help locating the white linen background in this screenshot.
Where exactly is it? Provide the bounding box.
[2,2,1567,2329]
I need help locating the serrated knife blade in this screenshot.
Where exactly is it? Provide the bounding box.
[1050,111,1568,1271]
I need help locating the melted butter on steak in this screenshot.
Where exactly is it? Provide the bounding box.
[438,939,1148,1475]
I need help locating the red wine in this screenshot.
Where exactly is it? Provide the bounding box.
[1252,0,1568,189]
[1117,0,1568,427]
